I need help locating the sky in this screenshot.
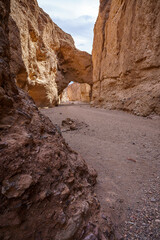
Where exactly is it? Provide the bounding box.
[37,0,99,53]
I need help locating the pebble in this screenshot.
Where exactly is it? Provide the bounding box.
[155,219,160,223]
[83,233,98,240]
[151,197,156,202]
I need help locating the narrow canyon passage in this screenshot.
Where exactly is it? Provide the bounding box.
[1,0,159,239]
[41,104,160,239]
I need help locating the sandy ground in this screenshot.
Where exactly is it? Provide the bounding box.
[41,103,160,240]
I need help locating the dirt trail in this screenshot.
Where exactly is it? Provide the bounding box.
[41,104,160,240]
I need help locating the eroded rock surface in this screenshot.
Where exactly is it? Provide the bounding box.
[92,0,160,116]
[9,0,92,107]
[0,1,106,239]
[67,83,91,103]
[60,83,91,103]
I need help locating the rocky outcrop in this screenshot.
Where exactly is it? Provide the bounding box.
[92,0,160,116]
[67,83,91,103]
[60,83,91,103]
[60,88,69,103]
[0,1,108,239]
[9,0,92,107]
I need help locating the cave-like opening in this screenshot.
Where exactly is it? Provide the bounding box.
[59,82,91,105]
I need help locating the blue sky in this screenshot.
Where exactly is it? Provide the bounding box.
[37,0,99,53]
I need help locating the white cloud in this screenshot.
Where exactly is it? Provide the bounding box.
[38,0,99,19]
[73,35,91,52]
[37,0,99,53]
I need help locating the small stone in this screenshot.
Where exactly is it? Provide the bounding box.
[57,211,66,225]
[83,233,98,240]
[38,190,51,201]
[70,124,77,130]
[151,197,156,202]
[67,177,74,184]
[55,214,82,240]
[80,201,89,215]
[2,174,33,198]
[61,185,70,199]
[155,219,160,223]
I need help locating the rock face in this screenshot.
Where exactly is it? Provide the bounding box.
[9,0,92,107]
[0,1,103,239]
[60,88,69,103]
[60,83,91,103]
[92,0,160,116]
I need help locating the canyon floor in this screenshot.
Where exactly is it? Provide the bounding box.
[41,103,160,240]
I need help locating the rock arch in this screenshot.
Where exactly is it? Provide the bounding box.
[9,0,93,107]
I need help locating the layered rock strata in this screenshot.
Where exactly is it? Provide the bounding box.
[60,83,91,103]
[92,0,160,116]
[0,1,109,239]
[9,0,92,107]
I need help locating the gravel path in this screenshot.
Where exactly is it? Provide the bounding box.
[41,104,160,240]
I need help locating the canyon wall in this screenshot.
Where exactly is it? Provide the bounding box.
[60,88,69,103]
[60,83,91,103]
[0,1,106,239]
[9,0,92,107]
[92,0,160,116]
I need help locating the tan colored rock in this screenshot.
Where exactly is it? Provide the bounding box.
[59,88,69,103]
[92,0,160,116]
[80,83,91,102]
[9,0,92,107]
[61,83,91,103]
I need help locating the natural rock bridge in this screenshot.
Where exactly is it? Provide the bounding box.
[9,0,93,107]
